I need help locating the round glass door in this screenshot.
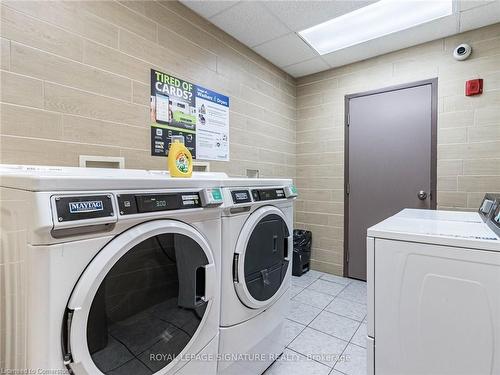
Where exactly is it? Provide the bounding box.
[64,221,215,375]
[234,206,291,308]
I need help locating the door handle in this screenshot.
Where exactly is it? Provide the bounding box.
[417,190,428,200]
[202,263,216,302]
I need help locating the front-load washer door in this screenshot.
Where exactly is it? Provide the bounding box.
[62,220,217,375]
[234,206,291,309]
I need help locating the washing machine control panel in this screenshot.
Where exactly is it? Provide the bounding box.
[118,192,201,215]
[231,190,252,204]
[227,186,297,205]
[252,188,285,201]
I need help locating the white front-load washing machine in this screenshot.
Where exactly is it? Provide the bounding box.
[0,165,225,375]
[217,180,297,375]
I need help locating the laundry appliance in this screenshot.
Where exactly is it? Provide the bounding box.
[0,165,225,375]
[395,193,500,223]
[366,196,500,375]
[216,179,297,375]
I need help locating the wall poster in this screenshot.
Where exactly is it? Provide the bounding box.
[150,69,230,161]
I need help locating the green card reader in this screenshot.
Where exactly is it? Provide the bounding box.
[200,188,224,207]
[284,185,298,198]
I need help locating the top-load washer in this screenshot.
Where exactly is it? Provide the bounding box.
[217,179,297,375]
[395,193,500,223]
[0,165,225,375]
[366,196,500,375]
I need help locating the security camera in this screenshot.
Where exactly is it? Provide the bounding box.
[453,43,472,61]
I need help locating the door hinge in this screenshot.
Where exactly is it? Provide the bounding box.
[346,183,350,196]
[347,113,350,127]
[346,251,349,263]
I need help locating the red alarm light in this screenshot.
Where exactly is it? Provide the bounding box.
[465,79,483,96]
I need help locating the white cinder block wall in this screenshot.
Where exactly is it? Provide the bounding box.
[0,1,499,277]
[295,23,500,275]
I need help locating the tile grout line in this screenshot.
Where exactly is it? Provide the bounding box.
[289,274,352,369]
[288,273,367,373]
[304,278,353,370]
[286,273,350,370]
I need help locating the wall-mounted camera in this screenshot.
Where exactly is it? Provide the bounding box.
[453,43,472,61]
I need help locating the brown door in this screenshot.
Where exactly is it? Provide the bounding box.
[345,79,437,280]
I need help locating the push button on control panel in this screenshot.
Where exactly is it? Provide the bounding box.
[117,194,138,215]
[252,190,260,201]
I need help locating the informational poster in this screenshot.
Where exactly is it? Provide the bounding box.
[150,69,229,161]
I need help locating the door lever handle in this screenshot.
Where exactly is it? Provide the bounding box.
[417,190,428,200]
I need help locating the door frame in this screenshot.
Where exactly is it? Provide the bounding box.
[343,78,438,278]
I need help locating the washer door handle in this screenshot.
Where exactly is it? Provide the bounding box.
[202,263,216,302]
[272,235,278,252]
[284,236,291,261]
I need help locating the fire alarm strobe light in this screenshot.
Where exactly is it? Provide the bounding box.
[466,79,483,96]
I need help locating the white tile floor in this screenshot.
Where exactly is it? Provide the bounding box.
[266,270,367,375]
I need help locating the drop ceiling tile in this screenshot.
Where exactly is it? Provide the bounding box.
[263,0,377,32]
[209,1,290,47]
[282,57,330,77]
[182,0,240,18]
[460,1,500,32]
[254,33,317,67]
[182,0,500,77]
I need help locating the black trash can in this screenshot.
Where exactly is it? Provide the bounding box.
[292,229,312,276]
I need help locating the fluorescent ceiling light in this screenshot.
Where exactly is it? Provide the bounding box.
[299,0,453,55]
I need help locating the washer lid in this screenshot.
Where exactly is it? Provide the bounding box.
[368,210,499,251]
[395,208,482,223]
[233,206,291,309]
[63,220,217,375]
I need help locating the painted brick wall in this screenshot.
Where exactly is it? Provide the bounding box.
[295,24,500,275]
[0,1,296,179]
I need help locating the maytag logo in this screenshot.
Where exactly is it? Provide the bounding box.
[69,200,104,214]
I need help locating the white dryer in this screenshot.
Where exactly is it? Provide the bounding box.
[366,202,500,375]
[0,165,225,375]
[217,180,297,375]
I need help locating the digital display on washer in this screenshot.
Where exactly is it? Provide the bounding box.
[118,192,200,214]
[137,194,179,212]
[252,188,285,201]
[231,190,252,204]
